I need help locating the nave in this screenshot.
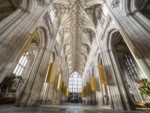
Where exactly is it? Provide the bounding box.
[0,0,150,112]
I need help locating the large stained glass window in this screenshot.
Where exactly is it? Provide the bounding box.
[68,72,82,93]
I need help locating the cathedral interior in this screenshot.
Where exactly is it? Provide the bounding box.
[0,0,150,113]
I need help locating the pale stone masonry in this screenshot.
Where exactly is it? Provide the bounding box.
[0,0,150,111]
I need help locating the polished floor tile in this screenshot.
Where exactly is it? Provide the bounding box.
[0,104,150,113]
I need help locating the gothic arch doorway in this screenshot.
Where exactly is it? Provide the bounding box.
[14,27,49,106]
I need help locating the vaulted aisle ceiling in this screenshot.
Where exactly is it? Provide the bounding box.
[54,0,103,75]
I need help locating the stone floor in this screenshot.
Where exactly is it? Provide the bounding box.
[0,104,150,113]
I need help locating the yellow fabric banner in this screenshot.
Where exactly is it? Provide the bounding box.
[64,86,68,96]
[82,86,87,97]
[55,73,61,90]
[90,76,96,91]
[61,82,65,92]
[86,82,90,94]
[46,61,55,83]
[82,88,86,97]
[84,86,87,95]
[98,64,107,85]
[66,89,69,97]
[64,85,67,94]
[19,28,39,57]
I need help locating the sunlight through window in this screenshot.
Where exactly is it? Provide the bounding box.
[68,72,82,93]
[13,52,29,76]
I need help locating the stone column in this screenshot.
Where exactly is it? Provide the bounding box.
[17,48,45,106]
[53,90,61,104]
[41,83,51,104]
[15,52,38,102]
[101,50,123,110]
[27,49,51,106]
[45,61,59,105]
[94,62,103,106]
[52,73,63,105]
[101,49,135,110]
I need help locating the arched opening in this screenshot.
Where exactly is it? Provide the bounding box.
[0,28,42,105]
[16,27,48,106]
[67,72,82,103]
[0,0,20,21]
[0,27,48,105]
[97,53,102,64]
[136,0,150,19]
[122,0,150,34]
[111,31,150,109]
[83,43,91,55]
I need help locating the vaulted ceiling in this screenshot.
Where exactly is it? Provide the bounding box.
[54,0,103,75]
[54,0,102,74]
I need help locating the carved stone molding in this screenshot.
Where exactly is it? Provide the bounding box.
[43,11,54,37]
[43,12,49,20]
[111,0,120,8]
[37,0,51,6]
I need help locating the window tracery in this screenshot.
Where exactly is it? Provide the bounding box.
[68,72,82,93]
[13,52,29,76]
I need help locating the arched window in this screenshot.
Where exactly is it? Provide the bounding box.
[124,54,140,82]
[112,31,144,101]
[136,0,150,19]
[68,72,82,93]
[13,52,29,76]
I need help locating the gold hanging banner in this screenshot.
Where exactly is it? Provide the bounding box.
[64,86,68,96]
[61,82,65,92]
[63,85,66,94]
[46,61,55,83]
[86,82,90,94]
[82,86,87,97]
[84,86,87,95]
[82,88,86,97]
[19,28,39,57]
[90,76,96,91]
[98,64,107,85]
[55,73,61,90]
[66,89,69,97]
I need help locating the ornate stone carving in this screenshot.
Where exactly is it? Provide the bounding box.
[43,12,50,25]
[111,0,120,8]
[43,11,54,36]
[43,12,52,34]
[37,0,51,6]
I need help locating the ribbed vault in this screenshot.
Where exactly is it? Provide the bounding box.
[54,0,103,75]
